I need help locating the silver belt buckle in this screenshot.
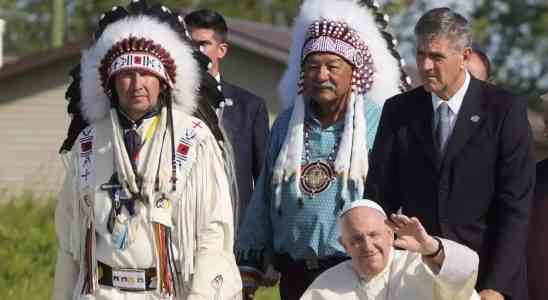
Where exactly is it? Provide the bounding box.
[112,268,147,291]
[305,258,320,270]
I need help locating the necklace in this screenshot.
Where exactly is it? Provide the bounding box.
[300,123,340,196]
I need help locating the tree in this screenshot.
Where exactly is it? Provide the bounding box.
[473,0,548,100]
[0,0,52,55]
[380,0,548,99]
[51,0,64,48]
[2,0,548,100]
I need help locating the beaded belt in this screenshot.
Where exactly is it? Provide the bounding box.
[98,261,156,291]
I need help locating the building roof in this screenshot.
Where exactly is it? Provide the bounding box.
[227,18,291,63]
[0,40,89,81]
[0,18,291,81]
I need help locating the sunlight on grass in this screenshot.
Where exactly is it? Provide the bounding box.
[0,193,280,299]
[0,193,57,300]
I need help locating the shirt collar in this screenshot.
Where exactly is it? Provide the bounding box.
[304,98,345,131]
[117,105,161,129]
[431,71,470,115]
[214,73,221,84]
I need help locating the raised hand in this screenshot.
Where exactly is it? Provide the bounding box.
[385,214,439,256]
[479,289,505,300]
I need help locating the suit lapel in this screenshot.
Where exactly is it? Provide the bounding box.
[440,78,485,169]
[220,78,233,99]
[408,88,438,169]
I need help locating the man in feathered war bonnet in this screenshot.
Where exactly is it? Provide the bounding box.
[53,1,242,299]
[235,0,412,299]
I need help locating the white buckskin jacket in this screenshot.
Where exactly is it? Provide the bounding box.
[53,108,242,300]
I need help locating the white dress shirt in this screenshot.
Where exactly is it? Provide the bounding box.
[431,71,471,140]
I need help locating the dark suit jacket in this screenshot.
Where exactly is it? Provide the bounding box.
[366,77,535,300]
[528,158,548,300]
[220,80,269,227]
[194,72,226,143]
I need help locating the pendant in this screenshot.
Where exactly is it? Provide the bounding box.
[111,213,139,250]
[102,173,137,233]
[300,160,335,196]
[151,193,174,227]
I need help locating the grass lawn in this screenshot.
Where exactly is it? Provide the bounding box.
[0,194,279,299]
[0,193,57,300]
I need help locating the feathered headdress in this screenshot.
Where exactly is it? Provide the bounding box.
[274,0,411,207]
[62,1,212,296]
[80,2,200,123]
[60,0,216,152]
[279,0,410,108]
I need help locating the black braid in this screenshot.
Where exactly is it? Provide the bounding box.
[375,12,390,29]
[59,65,88,153]
[94,6,129,40]
[358,0,413,91]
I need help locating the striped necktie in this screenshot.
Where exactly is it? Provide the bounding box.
[124,127,142,172]
[436,101,451,155]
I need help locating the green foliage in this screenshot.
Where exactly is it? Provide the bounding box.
[1,0,301,56]
[256,286,281,300]
[383,0,548,99]
[471,1,548,98]
[0,194,57,300]
[0,194,280,299]
[0,0,52,55]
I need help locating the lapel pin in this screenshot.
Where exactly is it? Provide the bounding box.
[470,115,480,122]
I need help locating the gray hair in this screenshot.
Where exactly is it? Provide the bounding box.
[414,7,472,51]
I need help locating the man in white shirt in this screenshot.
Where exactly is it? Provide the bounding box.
[301,200,480,300]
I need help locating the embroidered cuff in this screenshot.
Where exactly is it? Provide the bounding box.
[434,238,479,287]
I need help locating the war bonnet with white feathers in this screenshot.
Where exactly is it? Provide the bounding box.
[273,0,411,208]
[279,0,410,108]
[60,0,227,152]
[61,1,235,296]
[79,1,200,124]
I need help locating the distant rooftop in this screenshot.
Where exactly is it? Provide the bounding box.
[0,17,291,81]
[226,18,291,64]
[3,55,18,64]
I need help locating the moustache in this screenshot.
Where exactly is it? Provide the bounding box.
[130,91,148,97]
[315,82,336,91]
[420,73,437,78]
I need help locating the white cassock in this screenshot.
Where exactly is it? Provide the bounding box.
[301,238,480,300]
[53,109,242,300]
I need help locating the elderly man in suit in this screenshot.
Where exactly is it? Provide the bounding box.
[184,9,270,231]
[366,7,535,300]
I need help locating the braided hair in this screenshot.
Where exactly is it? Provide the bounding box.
[358,0,413,92]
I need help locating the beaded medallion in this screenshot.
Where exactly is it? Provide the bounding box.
[300,160,335,196]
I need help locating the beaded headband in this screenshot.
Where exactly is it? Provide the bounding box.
[99,36,176,95]
[299,19,374,94]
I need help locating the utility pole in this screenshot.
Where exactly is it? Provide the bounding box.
[0,19,5,68]
[51,0,64,48]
